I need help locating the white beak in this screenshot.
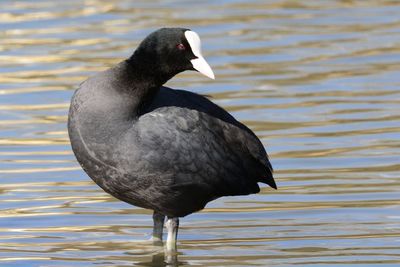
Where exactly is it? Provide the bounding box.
[184,31,215,80]
[190,56,215,80]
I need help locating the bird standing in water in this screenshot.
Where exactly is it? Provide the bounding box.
[68,28,276,252]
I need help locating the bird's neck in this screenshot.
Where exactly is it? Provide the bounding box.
[111,58,171,117]
[69,59,168,153]
[126,52,175,88]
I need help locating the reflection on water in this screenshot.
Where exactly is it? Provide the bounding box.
[1,0,400,266]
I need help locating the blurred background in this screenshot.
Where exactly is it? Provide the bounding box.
[1,0,400,266]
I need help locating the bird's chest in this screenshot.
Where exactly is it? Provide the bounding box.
[68,90,135,180]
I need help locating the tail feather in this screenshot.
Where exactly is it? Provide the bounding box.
[257,157,277,189]
[261,174,277,189]
[258,162,277,189]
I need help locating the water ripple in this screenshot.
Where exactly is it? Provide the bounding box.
[0,0,399,266]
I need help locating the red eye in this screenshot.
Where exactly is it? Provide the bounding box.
[176,43,186,50]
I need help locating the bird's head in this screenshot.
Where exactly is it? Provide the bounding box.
[130,28,215,82]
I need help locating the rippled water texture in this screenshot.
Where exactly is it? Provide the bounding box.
[1,0,400,266]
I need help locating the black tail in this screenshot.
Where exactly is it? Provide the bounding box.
[256,158,277,189]
[260,173,277,189]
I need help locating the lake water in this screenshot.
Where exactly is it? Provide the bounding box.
[1,0,400,266]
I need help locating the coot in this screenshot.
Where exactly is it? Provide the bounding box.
[68,28,276,251]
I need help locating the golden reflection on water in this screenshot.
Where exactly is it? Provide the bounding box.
[0,0,400,266]
[0,103,69,111]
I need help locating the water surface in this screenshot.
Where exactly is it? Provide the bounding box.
[1,0,400,266]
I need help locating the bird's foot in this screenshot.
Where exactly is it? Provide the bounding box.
[149,236,163,246]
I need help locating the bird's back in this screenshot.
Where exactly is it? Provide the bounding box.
[142,87,275,190]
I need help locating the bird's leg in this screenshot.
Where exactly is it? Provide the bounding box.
[165,217,179,253]
[151,211,165,245]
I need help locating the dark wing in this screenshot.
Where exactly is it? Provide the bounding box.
[142,87,276,190]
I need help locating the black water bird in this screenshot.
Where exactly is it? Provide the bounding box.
[68,28,276,251]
